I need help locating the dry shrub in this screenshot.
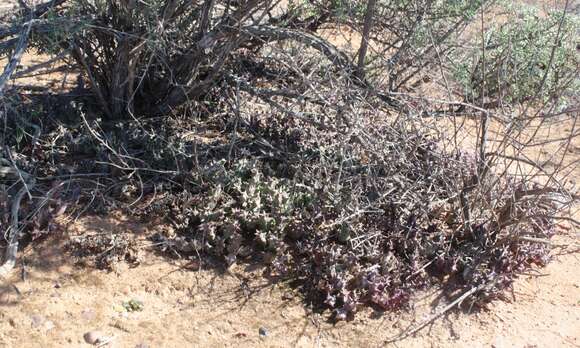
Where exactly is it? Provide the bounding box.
[0,0,578,325]
[139,98,570,320]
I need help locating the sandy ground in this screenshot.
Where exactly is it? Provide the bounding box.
[0,215,578,348]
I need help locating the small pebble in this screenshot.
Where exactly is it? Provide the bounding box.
[83,330,102,345]
[259,327,268,337]
[30,315,44,328]
[81,308,96,321]
[44,320,55,331]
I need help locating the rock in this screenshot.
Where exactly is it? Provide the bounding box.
[135,344,149,348]
[83,331,103,345]
[30,314,44,328]
[81,308,96,321]
[44,320,55,331]
[259,327,268,337]
[8,318,18,328]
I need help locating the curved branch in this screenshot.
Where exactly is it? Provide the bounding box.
[241,25,354,71]
[0,176,35,278]
[0,17,32,96]
[241,25,400,107]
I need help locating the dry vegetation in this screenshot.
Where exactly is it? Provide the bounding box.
[0,0,578,337]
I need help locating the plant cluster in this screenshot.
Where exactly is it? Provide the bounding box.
[139,106,565,320]
[452,3,579,108]
[0,0,577,328]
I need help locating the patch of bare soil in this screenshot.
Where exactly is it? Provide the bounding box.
[0,213,578,348]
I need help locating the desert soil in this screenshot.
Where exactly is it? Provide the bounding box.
[0,215,578,348]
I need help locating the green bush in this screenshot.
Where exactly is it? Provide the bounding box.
[452,4,579,108]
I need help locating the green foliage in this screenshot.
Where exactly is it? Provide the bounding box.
[451,4,579,107]
[122,299,144,312]
[187,159,316,261]
[364,0,488,90]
